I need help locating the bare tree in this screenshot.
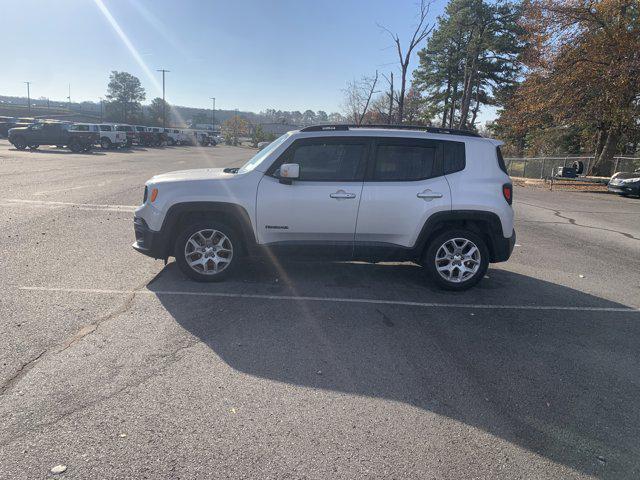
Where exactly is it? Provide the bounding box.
[378,0,433,124]
[341,71,380,125]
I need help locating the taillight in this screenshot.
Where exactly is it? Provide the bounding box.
[503,183,513,205]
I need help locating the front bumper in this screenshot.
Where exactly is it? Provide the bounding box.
[490,229,516,263]
[133,216,167,259]
[608,182,639,195]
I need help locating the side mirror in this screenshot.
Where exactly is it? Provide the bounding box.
[279,163,300,184]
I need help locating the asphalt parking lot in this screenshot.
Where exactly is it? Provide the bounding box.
[1,140,639,479]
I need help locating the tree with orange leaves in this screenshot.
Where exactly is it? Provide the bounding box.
[496,0,640,174]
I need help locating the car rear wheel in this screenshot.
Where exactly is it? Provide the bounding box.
[174,222,239,282]
[28,144,39,150]
[423,229,489,291]
[13,136,27,150]
[100,137,112,149]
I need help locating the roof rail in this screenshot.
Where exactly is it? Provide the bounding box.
[299,124,482,138]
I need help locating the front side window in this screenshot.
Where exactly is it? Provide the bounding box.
[289,142,365,181]
[100,125,112,131]
[373,143,436,181]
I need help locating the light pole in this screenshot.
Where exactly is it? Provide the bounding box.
[157,69,170,127]
[210,97,216,130]
[67,84,71,109]
[24,82,31,114]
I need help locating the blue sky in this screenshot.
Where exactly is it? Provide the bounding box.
[0,0,491,118]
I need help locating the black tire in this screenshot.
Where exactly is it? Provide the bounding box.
[28,144,39,150]
[100,137,112,150]
[572,161,585,175]
[13,136,27,150]
[174,221,240,282]
[423,229,489,291]
[68,139,83,153]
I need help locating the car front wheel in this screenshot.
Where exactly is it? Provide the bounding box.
[174,222,239,282]
[423,229,489,291]
[100,137,112,149]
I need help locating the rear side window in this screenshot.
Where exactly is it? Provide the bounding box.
[496,146,508,174]
[289,142,366,181]
[443,141,466,174]
[373,144,436,181]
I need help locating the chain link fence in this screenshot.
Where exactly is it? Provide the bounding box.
[504,156,640,179]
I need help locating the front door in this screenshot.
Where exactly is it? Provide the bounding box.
[256,137,369,257]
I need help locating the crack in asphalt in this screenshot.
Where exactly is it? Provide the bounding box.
[518,201,640,241]
[0,274,159,396]
[0,340,200,448]
[0,350,47,396]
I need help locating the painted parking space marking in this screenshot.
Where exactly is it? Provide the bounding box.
[19,286,640,313]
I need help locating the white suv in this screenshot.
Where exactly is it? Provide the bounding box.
[133,125,515,290]
[97,124,127,149]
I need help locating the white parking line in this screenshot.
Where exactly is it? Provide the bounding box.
[19,286,640,313]
[2,199,136,212]
[34,181,112,196]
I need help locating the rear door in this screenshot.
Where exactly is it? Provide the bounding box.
[355,137,452,251]
[256,136,369,256]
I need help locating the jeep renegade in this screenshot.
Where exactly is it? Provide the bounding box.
[133,125,515,290]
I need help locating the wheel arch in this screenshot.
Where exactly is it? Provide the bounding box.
[415,210,505,262]
[160,202,257,258]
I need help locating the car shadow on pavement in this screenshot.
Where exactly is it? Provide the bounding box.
[148,260,640,478]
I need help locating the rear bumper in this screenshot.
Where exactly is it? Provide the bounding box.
[133,216,167,259]
[490,229,516,263]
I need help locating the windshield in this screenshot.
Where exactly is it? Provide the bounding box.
[238,133,290,174]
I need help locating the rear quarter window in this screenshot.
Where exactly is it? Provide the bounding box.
[443,141,466,174]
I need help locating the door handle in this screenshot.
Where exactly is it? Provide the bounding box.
[417,190,443,199]
[330,190,356,199]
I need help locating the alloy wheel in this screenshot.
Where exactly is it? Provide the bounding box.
[184,229,233,275]
[435,237,481,283]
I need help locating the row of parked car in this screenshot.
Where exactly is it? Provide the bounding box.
[0,116,220,153]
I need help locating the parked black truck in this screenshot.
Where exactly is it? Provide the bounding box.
[8,122,99,152]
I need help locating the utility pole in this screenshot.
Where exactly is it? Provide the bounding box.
[157,69,170,127]
[210,97,216,130]
[47,97,50,109]
[99,98,104,123]
[24,82,31,114]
